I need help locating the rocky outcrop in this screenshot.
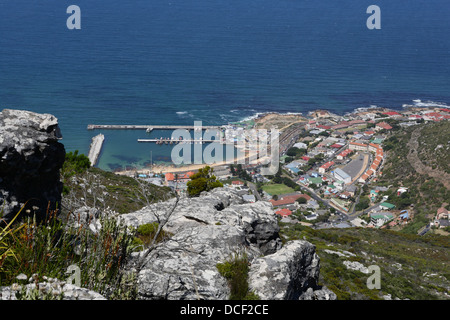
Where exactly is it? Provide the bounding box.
[121,187,335,300]
[0,275,106,300]
[0,109,65,225]
[248,240,336,300]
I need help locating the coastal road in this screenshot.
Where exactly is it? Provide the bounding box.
[343,201,382,221]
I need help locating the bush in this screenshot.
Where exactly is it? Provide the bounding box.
[217,252,259,300]
[187,166,223,197]
[62,150,91,177]
[134,222,170,248]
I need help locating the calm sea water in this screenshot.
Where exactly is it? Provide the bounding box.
[0,1,449,171]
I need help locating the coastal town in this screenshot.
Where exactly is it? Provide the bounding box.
[115,105,450,235]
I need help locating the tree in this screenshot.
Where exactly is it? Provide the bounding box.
[296,197,307,204]
[62,150,91,179]
[355,197,370,211]
[187,166,223,197]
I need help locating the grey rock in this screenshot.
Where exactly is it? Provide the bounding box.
[0,109,65,225]
[132,224,245,300]
[0,279,106,300]
[299,286,337,300]
[121,187,284,300]
[248,240,322,300]
[343,260,369,274]
[121,187,332,300]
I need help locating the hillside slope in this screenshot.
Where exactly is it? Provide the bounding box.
[376,121,450,234]
[280,223,449,300]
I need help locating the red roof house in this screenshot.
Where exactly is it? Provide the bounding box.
[275,208,292,217]
[319,161,334,173]
[270,194,311,207]
[383,111,401,117]
[376,122,393,130]
[165,173,175,182]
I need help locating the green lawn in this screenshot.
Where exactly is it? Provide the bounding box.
[262,183,295,196]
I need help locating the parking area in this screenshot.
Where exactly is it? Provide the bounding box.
[341,153,369,180]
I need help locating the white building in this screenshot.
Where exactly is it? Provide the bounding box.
[333,168,352,184]
[293,142,308,149]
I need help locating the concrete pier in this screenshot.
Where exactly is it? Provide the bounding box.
[137,138,221,144]
[88,133,105,166]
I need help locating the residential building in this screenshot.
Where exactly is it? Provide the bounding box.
[270,193,311,208]
[349,141,368,151]
[242,194,256,203]
[336,148,352,160]
[371,212,394,227]
[275,208,292,218]
[346,184,357,197]
[436,207,449,220]
[370,189,379,202]
[379,202,396,210]
[292,142,308,149]
[231,180,245,187]
[305,214,318,221]
[319,161,334,174]
[382,111,401,117]
[375,122,393,131]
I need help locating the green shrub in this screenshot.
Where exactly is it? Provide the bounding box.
[134,222,170,248]
[217,252,259,300]
[187,166,223,197]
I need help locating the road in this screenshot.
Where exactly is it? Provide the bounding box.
[247,182,263,201]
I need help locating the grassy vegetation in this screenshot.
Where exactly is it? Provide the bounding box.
[216,252,259,300]
[132,222,171,250]
[262,183,295,196]
[279,223,450,300]
[63,168,172,214]
[0,207,139,299]
[417,121,450,174]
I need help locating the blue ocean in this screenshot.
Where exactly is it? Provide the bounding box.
[0,1,449,171]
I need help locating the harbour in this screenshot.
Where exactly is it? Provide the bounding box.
[138,138,222,144]
[87,124,224,132]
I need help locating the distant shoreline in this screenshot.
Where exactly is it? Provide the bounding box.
[106,101,449,176]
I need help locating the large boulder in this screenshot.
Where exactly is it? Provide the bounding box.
[248,240,336,300]
[121,187,333,300]
[132,224,245,300]
[0,109,65,225]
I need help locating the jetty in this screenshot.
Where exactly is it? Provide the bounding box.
[88,133,105,166]
[138,138,221,144]
[87,124,223,131]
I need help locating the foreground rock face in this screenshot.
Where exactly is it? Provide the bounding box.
[0,109,65,224]
[248,240,336,300]
[121,187,335,300]
[0,277,106,300]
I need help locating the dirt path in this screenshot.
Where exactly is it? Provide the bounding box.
[406,127,450,189]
